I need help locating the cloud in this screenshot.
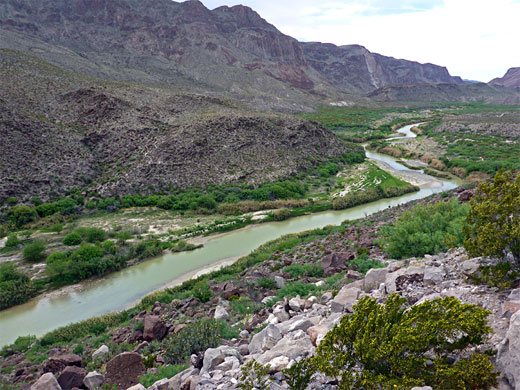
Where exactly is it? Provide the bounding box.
[198,0,520,81]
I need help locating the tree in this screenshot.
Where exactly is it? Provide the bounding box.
[464,169,520,261]
[304,294,496,390]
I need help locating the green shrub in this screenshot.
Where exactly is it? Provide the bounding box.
[23,241,46,262]
[73,344,84,355]
[9,205,38,228]
[63,232,83,246]
[5,234,20,248]
[230,297,262,316]
[192,280,212,303]
[1,335,36,357]
[0,263,35,310]
[272,208,292,221]
[470,262,520,290]
[464,169,520,261]
[276,281,318,300]
[164,319,221,364]
[84,228,107,243]
[238,360,272,390]
[284,264,324,279]
[256,277,277,289]
[139,364,188,387]
[306,294,497,390]
[349,254,385,274]
[379,199,468,259]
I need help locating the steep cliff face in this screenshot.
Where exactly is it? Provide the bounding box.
[0,0,466,110]
[302,42,462,94]
[490,68,520,89]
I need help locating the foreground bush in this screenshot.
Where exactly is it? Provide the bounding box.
[464,169,520,261]
[291,294,496,390]
[378,199,468,259]
[0,263,36,310]
[62,232,83,246]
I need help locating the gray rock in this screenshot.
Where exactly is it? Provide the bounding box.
[126,384,145,390]
[386,266,424,294]
[257,335,315,365]
[274,276,285,289]
[321,291,333,303]
[148,378,169,390]
[214,306,229,321]
[266,356,290,373]
[214,356,240,372]
[249,324,282,355]
[364,268,387,292]
[239,330,249,338]
[424,266,444,285]
[273,305,290,322]
[83,371,104,390]
[504,289,520,314]
[167,368,199,390]
[331,286,361,312]
[288,297,306,312]
[497,310,520,389]
[92,344,109,360]
[461,258,480,277]
[261,296,276,305]
[411,387,432,390]
[277,315,314,335]
[31,373,62,390]
[202,346,242,373]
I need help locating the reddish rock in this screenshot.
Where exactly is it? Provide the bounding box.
[143,315,167,341]
[57,366,87,390]
[42,354,82,375]
[105,352,145,390]
[458,190,474,202]
[212,282,240,299]
[321,253,347,275]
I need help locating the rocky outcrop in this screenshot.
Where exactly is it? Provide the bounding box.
[498,310,520,389]
[143,315,167,342]
[490,68,520,89]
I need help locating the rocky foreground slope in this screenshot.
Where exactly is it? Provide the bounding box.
[3,192,520,390]
[0,49,348,203]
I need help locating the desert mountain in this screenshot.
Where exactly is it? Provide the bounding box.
[490,68,520,89]
[0,0,466,110]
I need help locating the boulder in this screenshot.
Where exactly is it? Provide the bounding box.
[321,291,333,303]
[257,335,315,365]
[364,268,387,292]
[497,310,520,389]
[307,325,329,347]
[277,315,314,335]
[266,356,290,373]
[274,276,285,289]
[167,368,200,390]
[385,266,424,294]
[249,324,282,355]
[83,371,104,390]
[272,305,290,322]
[461,259,480,277]
[148,378,169,390]
[504,289,520,315]
[105,352,145,389]
[92,345,109,360]
[288,296,306,312]
[126,385,145,390]
[214,306,229,321]
[57,366,87,390]
[411,387,432,390]
[458,190,473,202]
[143,315,167,341]
[202,346,242,373]
[212,282,240,299]
[321,253,346,275]
[331,286,361,312]
[42,354,82,375]
[31,373,62,390]
[423,266,444,285]
[214,356,241,372]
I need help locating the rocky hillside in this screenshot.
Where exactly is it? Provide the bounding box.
[302,42,462,94]
[3,191,520,389]
[368,82,520,105]
[0,0,466,110]
[491,68,520,89]
[0,49,348,203]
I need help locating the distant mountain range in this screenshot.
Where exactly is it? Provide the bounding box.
[2,0,516,109]
[490,68,520,89]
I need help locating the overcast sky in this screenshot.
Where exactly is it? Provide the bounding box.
[198,0,520,82]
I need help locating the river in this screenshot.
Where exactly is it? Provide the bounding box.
[0,123,458,347]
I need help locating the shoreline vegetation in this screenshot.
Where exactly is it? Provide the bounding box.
[0,142,421,312]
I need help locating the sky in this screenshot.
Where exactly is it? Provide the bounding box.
[198,0,520,82]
